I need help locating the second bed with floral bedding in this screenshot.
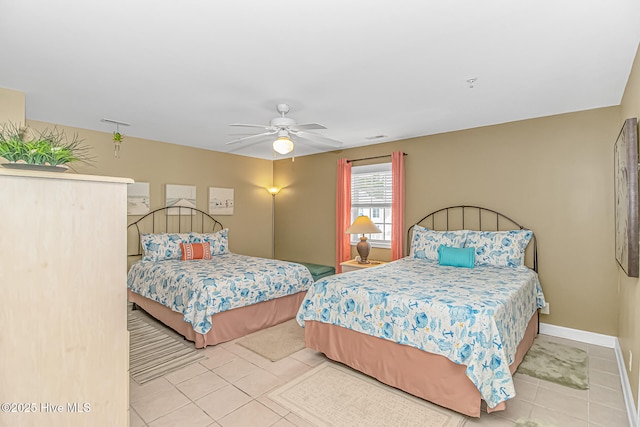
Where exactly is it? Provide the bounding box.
[127,227,314,347]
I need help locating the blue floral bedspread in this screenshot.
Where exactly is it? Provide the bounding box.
[128,253,314,335]
[296,257,546,408]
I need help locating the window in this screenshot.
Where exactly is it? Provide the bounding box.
[350,162,392,248]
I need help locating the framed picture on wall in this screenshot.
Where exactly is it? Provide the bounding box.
[614,117,639,278]
[166,184,197,215]
[127,182,150,215]
[209,187,234,215]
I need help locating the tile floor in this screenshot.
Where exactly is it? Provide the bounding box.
[129,311,630,427]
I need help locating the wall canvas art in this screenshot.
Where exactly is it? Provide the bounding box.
[209,187,234,215]
[614,117,639,278]
[166,184,197,215]
[127,182,150,215]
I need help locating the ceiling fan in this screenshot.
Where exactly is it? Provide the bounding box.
[226,104,342,156]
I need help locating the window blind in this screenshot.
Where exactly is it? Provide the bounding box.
[351,163,392,208]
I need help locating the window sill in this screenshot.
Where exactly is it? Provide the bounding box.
[351,242,391,250]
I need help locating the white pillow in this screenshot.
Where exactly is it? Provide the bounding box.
[189,229,229,255]
[410,225,468,261]
[464,230,533,267]
[141,233,190,261]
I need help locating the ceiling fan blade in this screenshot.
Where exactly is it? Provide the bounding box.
[291,123,327,131]
[225,130,277,145]
[229,123,272,130]
[226,136,273,153]
[292,130,343,147]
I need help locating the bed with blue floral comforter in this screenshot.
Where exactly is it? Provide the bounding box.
[296,257,545,410]
[128,253,313,335]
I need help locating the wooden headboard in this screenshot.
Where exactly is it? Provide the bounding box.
[407,205,537,272]
[127,206,223,258]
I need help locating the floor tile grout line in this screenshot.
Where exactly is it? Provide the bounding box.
[130,333,629,427]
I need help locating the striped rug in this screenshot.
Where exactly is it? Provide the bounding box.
[128,313,206,384]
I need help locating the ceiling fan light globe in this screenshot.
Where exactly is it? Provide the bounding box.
[273,137,294,155]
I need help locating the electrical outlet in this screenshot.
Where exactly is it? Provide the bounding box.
[629,350,633,372]
[540,302,550,315]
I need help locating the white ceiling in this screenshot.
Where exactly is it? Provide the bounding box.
[2,1,639,160]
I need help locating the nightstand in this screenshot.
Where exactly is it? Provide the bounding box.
[340,259,388,273]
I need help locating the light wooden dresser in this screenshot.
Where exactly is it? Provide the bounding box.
[0,168,132,427]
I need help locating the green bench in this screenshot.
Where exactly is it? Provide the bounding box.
[292,261,335,281]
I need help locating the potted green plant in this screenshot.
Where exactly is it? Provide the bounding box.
[0,123,91,171]
[112,130,124,158]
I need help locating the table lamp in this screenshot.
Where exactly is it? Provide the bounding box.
[346,215,382,264]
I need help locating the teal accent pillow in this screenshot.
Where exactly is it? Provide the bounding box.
[438,245,475,268]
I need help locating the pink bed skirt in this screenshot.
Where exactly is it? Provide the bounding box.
[128,289,307,348]
[304,311,538,417]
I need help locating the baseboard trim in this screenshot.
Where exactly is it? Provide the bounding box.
[539,322,637,427]
[539,322,616,348]
[614,340,639,427]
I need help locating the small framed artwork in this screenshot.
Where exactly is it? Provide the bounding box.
[614,117,639,278]
[166,184,197,215]
[127,182,150,215]
[209,187,234,215]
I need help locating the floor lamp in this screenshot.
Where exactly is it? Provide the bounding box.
[266,187,281,258]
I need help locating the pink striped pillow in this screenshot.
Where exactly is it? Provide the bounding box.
[180,242,212,261]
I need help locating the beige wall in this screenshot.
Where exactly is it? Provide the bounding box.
[0,87,25,126]
[272,154,340,264]
[619,43,640,408]
[276,107,622,338]
[24,119,275,259]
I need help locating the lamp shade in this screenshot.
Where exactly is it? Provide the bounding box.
[346,215,382,235]
[272,136,294,155]
[266,186,281,196]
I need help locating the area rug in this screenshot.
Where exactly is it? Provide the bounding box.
[269,362,466,427]
[128,313,206,384]
[515,418,559,427]
[516,339,588,390]
[237,319,305,361]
